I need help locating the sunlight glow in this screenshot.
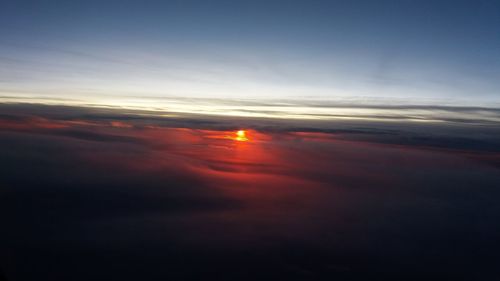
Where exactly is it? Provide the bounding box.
[235,130,248,141]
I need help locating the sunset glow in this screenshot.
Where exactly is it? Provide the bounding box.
[235,130,248,142]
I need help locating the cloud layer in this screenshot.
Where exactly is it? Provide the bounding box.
[0,103,499,280]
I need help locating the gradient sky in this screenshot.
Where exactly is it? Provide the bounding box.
[1,0,500,109]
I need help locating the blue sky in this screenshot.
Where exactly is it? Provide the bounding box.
[1,0,500,109]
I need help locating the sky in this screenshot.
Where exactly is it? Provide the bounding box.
[1,0,500,113]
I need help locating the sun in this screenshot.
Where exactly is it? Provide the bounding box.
[235,130,248,141]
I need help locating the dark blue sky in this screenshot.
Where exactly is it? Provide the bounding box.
[1,0,499,108]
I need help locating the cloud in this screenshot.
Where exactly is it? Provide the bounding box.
[0,103,500,280]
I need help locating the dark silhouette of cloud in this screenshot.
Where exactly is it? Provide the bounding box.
[0,103,500,280]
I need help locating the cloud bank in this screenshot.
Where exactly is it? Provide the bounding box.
[0,103,499,280]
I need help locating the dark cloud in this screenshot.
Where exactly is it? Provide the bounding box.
[0,103,500,281]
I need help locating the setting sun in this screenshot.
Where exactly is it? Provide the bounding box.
[235,130,248,141]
